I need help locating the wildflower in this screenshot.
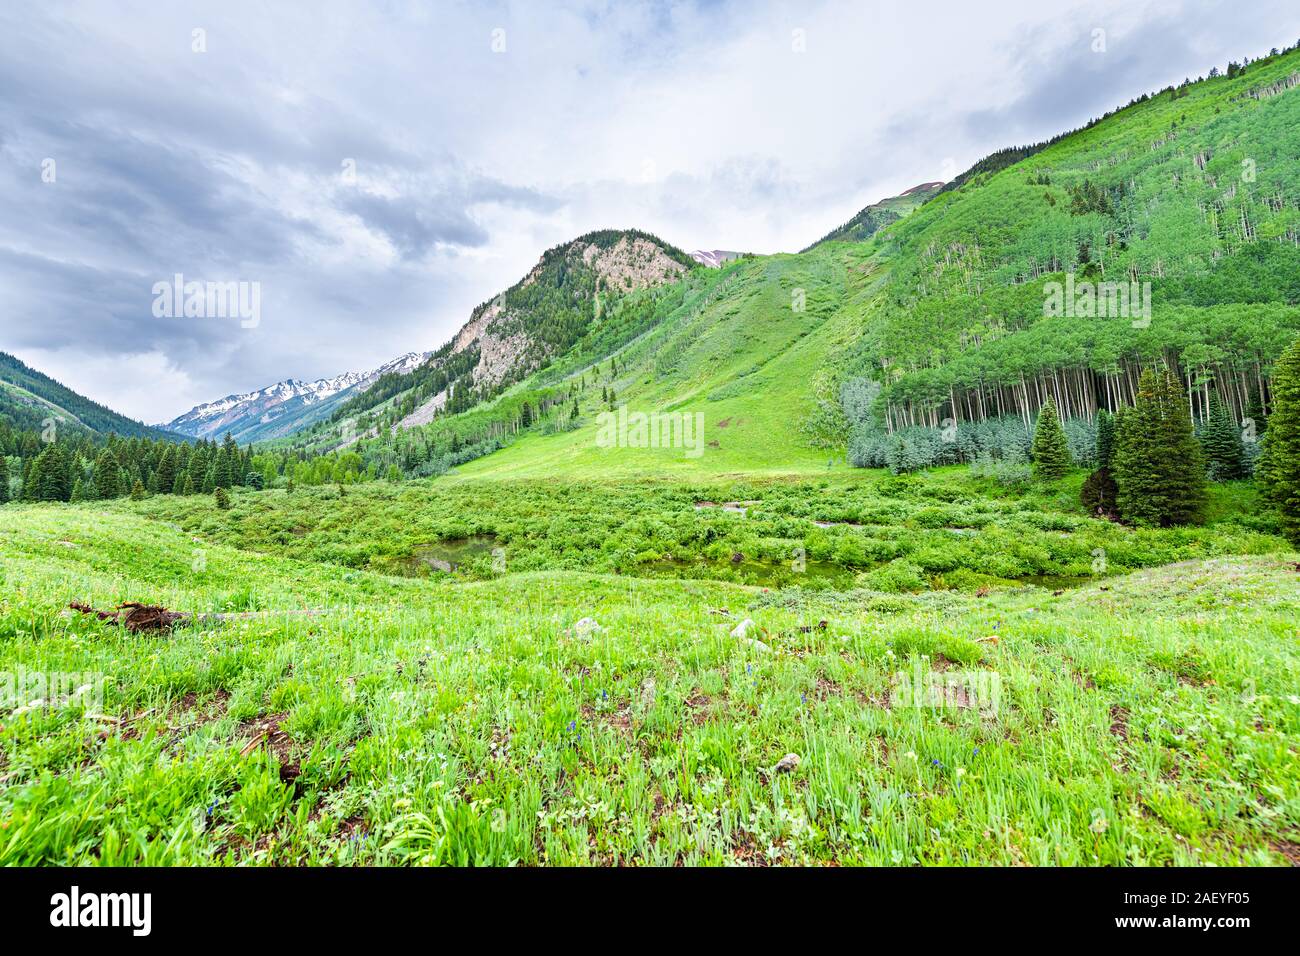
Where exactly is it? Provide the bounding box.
[904,751,917,760]
[956,767,967,777]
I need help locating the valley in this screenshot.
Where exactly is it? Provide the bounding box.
[3,38,1300,871]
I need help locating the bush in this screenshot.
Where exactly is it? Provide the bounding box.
[1080,467,1118,517]
[860,559,928,593]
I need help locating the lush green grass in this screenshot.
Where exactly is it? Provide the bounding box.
[2,481,1297,866]
[123,467,1286,590]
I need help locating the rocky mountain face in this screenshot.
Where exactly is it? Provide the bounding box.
[164,352,431,442]
[392,230,693,429]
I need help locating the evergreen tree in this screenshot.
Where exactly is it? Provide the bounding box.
[1095,408,1116,469]
[70,478,86,503]
[1258,336,1300,545]
[94,450,121,499]
[1200,394,1246,480]
[1114,367,1207,526]
[130,479,146,500]
[21,457,37,502]
[0,457,9,504]
[181,474,196,496]
[154,446,177,496]
[213,486,231,510]
[1031,397,1072,479]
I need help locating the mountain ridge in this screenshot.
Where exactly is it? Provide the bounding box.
[163,351,432,442]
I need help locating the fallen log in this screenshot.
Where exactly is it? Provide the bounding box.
[66,603,331,632]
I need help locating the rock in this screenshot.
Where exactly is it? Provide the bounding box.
[572,617,603,638]
[730,618,756,639]
[741,637,772,653]
[774,753,800,774]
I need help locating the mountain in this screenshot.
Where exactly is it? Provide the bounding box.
[690,249,744,268]
[283,42,1300,482]
[274,229,697,446]
[802,181,945,250]
[164,352,431,443]
[154,43,1300,481]
[0,351,178,440]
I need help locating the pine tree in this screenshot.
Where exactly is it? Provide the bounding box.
[213,486,231,510]
[1095,408,1116,469]
[1200,394,1246,480]
[181,474,196,496]
[155,446,177,495]
[0,457,9,504]
[70,478,86,503]
[130,479,146,500]
[1259,336,1300,545]
[1031,397,1072,479]
[94,450,121,499]
[1155,367,1208,524]
[1114,367,1206,526]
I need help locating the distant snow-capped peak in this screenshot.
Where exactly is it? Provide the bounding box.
[163,352,432,432]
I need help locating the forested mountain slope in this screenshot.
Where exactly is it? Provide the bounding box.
[240,45,1300,484]
[0,351,177,440]
[847,48,1300,433]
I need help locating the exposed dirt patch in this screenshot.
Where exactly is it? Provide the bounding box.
[239,713,300,786]
[1109,704,1130,740]
[731,830,771,867]
[813,676,843,699]
[1270,837,1300,866]
[683,692,714,725]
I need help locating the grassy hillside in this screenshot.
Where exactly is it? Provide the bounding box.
[851,48,1300,430]
[2,493,1296,865]
[281,47,1300,488]
[803,182,944,250]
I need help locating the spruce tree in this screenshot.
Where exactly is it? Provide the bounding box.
[1200,394,1246,480]
[1114,367,1206,526]
[1031,397,1072,480]
[1156,367,1208,524]
[1259,336,1300,545]
[130,479,146,500]
[1095,408,1116,469]
[155,446,177,496]
[70,478,86,503]
[213,486,231,510]
[94,450,121,499]
[0,457,9,504]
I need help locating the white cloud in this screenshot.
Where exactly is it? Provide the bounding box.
[0,0,1296,420]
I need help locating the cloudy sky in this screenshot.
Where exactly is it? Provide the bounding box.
[1,0,1296,423]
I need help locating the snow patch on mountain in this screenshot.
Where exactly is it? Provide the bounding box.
[163,352,431,438]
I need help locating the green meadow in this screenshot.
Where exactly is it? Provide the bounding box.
[1,472,1296,866]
